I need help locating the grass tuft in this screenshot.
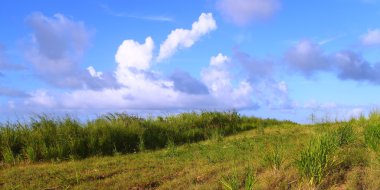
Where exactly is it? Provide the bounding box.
[364,124,380,151]
[297,134,338,185]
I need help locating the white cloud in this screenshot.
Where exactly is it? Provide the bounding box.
[115,37,155,87]
[22,51,256,113]
[7,12,270,117]
[210,53,230,67]
[157,13,217,62]
[201,53,254,108]
[115,37,154,72]
[217,0,280,26]
[25,90,56,108]
[87,66,103,79]
[361,29,380,46]
[202,53,232,95]
[113,37,176,93]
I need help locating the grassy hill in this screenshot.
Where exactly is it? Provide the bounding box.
[1,112,380,189]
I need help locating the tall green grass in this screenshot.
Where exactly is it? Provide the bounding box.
[362,111,380,151]
[297,134,338,185]
[263,144,284,170]
[0,111,293,164]
[364,124,380,150]
[334,124,355,147]
[220,166,256,190]
[297,123,356,186]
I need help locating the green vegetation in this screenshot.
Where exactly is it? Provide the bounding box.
[364,124,380,150]
[0,111,294,163]
[297,134,338,186]
[1,111,380,189]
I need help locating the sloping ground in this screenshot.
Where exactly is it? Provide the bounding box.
[1,122,380,190]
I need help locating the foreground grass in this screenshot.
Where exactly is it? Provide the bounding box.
[1,113,380,189]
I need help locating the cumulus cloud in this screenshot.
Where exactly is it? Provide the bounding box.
[6,12,269,117]
[201,53,232,94]
[24,90,57,108]
[284,40,332,77]
[25,12,117,90]
[201,53,256,108]
[157,13,217,62]
[115,37,154,81]
[87,66,103,79]
[217,0,280,26]
[361,29,380,46]
[113,36,178,99]
[21,52,257,113]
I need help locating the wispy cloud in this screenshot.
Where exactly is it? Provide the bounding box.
[318,34,344,45]
[128,15,174,22]
[99,3,174,22]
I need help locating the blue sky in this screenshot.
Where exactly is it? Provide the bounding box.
[1,0,380,123]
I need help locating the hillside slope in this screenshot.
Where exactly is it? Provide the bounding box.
[1,117,380,189]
